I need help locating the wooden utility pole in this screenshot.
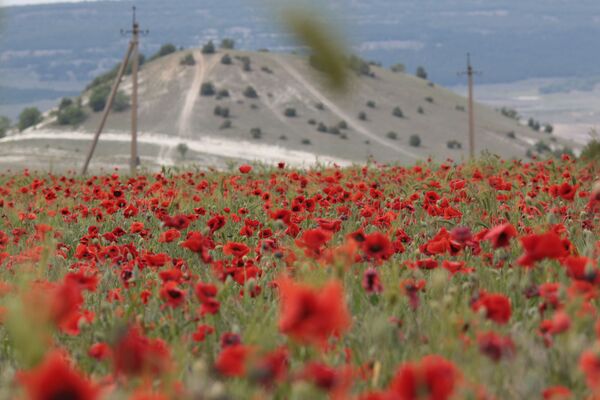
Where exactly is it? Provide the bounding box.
[130,11,140,174]
[81,6,147,175]
[458,53,481,159]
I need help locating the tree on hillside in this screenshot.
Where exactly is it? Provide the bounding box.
[86,53,145,91]
[151,43,177,60]
[176,143,189,159]
[220,38,235,49]
[0,116,11,138]
[89,85,129,112]
[18,107,42,131]
[59,97,73,111]
[113,92,130,112]
[180,53,196,66]
[243,86,258,99]
[57,104,86,126]
[416,66,428,80]
[391,63,406,73]
[202,40,216,54]
[346,55,372,77]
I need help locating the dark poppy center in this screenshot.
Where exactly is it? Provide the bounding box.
[50,388,82,400]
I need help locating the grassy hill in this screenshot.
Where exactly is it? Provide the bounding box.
[0,49,575,171]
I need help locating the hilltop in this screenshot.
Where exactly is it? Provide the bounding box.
[0,49,574,171]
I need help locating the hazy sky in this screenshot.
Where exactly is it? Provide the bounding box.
[1,0,97,6]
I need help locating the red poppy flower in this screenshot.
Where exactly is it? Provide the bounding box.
[216,344,252,377]
[192,324,215,342]
[158,229,181,243]
[517,231,570,267]
[195,282,218,303]
[300,362,353,398]
[239,164,253,174]
[472,292,512,325]
[112,325,171,377]
[181,231,213,262]
[363,268,383,294]
[18,350,100,400]
[88,342,111,361]
[483,223,517,249]
[401,279,426,310]
[163,214,191,230]
[477,331,515,362]
[295,228,333,258]
[251,347,289,387]
[542,386,572,399]
[388,355,459,400]
[159,281,186,308]
[223,242,250,258]
[551,182,578,201]
[277,277,351,347]
[361,232,393,261]
[580,350,600,391]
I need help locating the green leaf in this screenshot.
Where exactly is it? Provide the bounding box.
[282,7,348,91]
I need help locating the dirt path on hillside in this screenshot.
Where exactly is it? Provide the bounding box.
[177,51,219,138]
[272,56,419,161]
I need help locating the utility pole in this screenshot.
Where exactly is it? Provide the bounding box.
[81,6,147,175]
[458,53,481,160]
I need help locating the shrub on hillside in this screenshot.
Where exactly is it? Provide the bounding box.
[580,139,600,161]
[393,107,404,118]
[57,105,87,126]
[152,43,177,60]
[501,107,519,120]
[0,116,10,138]
[284,108,297,118]
[202,40,216,54]
[113,92,130,112]
[358,111,367,121]
[347,55,373,77]
[250,127,262,139]
[447,140,462,150]
[89,85,111,112]
[176,143,189,159]
[416,66,428,80]
[386,131,398,140]
[200,82,216,97]
[244,86,258,99]
[328,126,340,135]
[366,100,376,109]
[59,97,73,111]
[180,53,196,66]
[18,107,42,131]
[216,89,230,100]
[220,38,235,50]
[390,63,405,73]
[214,106,230,118]
[221,54,233,65]
[409,134,421,147]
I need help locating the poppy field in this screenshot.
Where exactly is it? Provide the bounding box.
[0,156,599,400]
